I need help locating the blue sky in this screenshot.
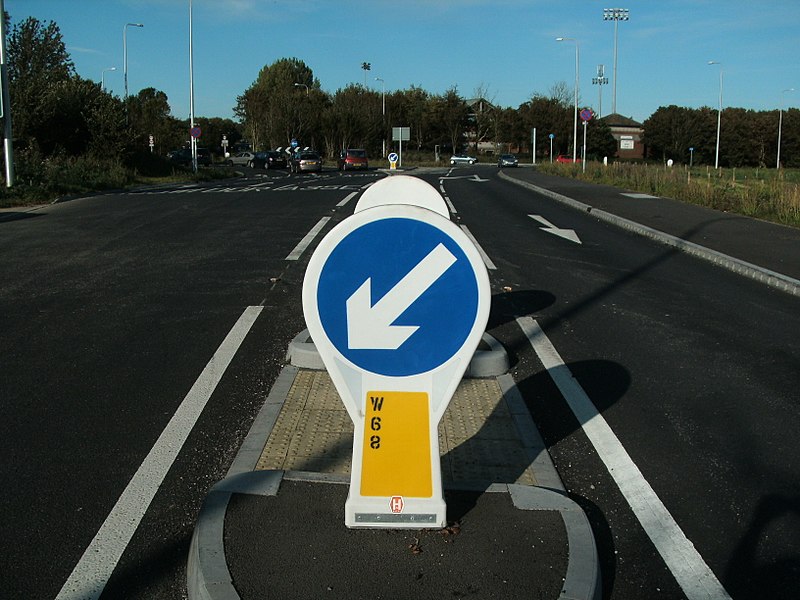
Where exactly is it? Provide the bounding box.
[7,0,800,123]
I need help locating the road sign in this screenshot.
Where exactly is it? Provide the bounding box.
[387,152,399,163]
[315,217,480,377]
[291,138,298,148]
[549,133,555,139]
[303,184,490,528]
[392,127,410,142]
[190,126,201,139]
[580,109,593,122]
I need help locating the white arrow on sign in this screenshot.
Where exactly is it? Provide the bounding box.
[439,174,489,182]
[346,243,457,350]
[529,215,582,244]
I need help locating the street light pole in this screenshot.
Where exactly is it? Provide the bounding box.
[557,37,579,163]
[188,0,197,172]
[603,8,629,115]
[123,22,143,99]
[708,61,723,169]
[0,0,14,187]
[777,88,795,169]
[293,82,309,96]
[101,67,116,91]
[376,77,385,157]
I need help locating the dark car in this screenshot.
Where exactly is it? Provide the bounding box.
[289,150,322,173]
[255,150,287,170]
[167,149,192,166]
[196,148,212,166]
[337,148,368,171]
[168,148,210,167]
[497,153,518,168]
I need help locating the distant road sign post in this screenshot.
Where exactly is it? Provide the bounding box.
[388,152,399,170]
[580,110,592,172]
[190,126,201,139]
[303,180,490,528]
[392,126,410,167]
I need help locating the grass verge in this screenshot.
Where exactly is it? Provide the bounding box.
[536,161,800,228]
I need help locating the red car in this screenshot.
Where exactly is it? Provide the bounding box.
[337,149,369,171]
[556,154,580,163]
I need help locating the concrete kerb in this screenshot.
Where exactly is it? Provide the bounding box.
[188,334,601,600]
[286,328,510,377]
[498,169,800,298]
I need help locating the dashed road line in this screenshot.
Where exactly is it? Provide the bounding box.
[285,217,331,261]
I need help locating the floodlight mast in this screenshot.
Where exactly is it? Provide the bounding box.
[603,7,629,115]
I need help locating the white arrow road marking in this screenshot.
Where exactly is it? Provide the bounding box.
[529,214,582,244]
[438,174,489,182]
[346,243,457,350]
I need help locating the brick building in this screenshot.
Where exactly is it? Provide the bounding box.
[601,113,645,160]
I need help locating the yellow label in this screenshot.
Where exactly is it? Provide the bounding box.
[360,391,432,498]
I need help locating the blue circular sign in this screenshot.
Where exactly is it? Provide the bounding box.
[316,217,479,377]
[388,152,399,162]
[549,133,555,139]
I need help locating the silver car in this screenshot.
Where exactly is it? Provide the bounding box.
[450,154,477,165]
[227,151,257,167]
[497,154,518,168]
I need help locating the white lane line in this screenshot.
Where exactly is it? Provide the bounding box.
[336,191,359,207]
[285,217,331,260]
[516,316,731,600]
[56,306,263,600]
[460,225,496,270]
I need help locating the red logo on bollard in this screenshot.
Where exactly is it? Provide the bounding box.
[389,496,404,513]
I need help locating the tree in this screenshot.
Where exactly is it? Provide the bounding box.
[517,95,572,158]
[430,87,469,153]
[644,106,714,164]
[235,58,323,150]
[127,88,181,155]
[7,16,75,154]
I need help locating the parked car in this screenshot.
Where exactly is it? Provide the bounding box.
[167,149,192,166]
[450,154,477,165]
[497,153,518,168]
[289,150,322,173]
[253,151,287,170]
[556,154,580,164]
[196,148,212,166]
[227,151,257,167]
[337,148,369,171]
[168,148,211,167]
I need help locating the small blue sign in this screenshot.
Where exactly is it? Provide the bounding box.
[291,138,298,148]
[316,218,479,377]
[388,152,399,162]
[549,133,555,140]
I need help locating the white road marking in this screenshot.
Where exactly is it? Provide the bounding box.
[516,316,732,600]
[285,217,331,261]
[460,225,496,270]
[55,306,263,600]
[336,191,359,207]
[528,214,582,244]
[622,192,659,199]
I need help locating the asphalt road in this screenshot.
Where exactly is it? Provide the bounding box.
[1,165,798,599]
[428,165,800,599]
